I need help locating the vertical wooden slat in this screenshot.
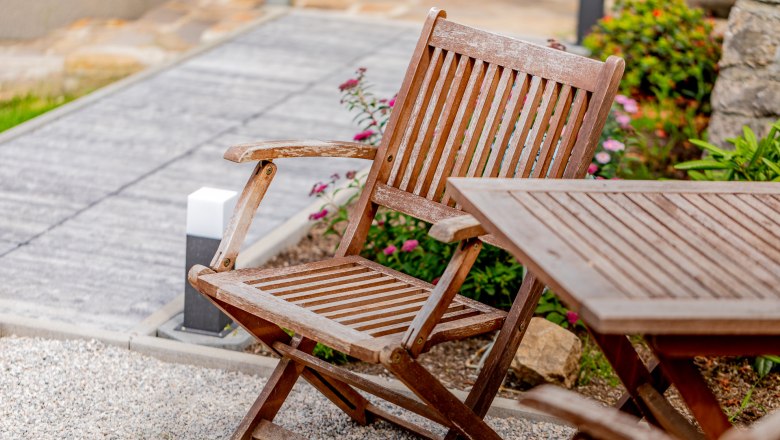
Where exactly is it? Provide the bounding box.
[532,84,574,178]
[426,59,486,202]
[387,46,444,187]
[516,80,561,178]
[497,76,544,178]
[441,63,501,206]
[400,50,458,192]
[414,55,473,198]
[482,73,530,178]
[547,89,589,178]
[463,67,515,179]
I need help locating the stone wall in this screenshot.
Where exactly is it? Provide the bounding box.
[708,0,780,147]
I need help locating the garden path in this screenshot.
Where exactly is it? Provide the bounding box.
[0,11,416,331]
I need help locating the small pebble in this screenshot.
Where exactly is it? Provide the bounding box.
[0,336,573,439]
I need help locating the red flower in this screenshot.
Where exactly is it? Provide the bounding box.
[346,170,357,179]
[353,130,375,141]
[308,209,328,220]
[566,311,579,326]
[401,239,419,252]
[432,277,441,286]
[309,182,328,196]
[388,97,396,107]
[652,9,662,17]
[339,78,359,91]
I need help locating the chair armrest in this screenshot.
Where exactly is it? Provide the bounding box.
[224,140,378,163]
[519,385,674,440]
[428,214,487,243]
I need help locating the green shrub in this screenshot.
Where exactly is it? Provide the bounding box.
[675,120,780,181]
[583,0,721,114]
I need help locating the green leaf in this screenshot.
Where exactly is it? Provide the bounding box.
[755,356,774,378]
[689,138,729,157]
[674,159,732,170]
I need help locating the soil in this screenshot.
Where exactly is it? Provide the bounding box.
[247,223,780,427]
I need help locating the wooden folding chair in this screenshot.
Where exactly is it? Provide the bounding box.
[188,8,623,439]
[520,385,780,440]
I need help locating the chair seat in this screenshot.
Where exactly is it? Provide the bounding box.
[196,255,506,363]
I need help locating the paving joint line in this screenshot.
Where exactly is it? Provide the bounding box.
[0,11,406,259]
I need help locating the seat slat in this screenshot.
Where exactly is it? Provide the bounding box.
[282,276,400,304]
[308,287,425,315]
[711,194,780,244]
[264,271,383,296]
[736,193,780,226]
[324,293,429,320]
[250,264,366,288]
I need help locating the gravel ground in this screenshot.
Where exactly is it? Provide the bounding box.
[0,336,573,439]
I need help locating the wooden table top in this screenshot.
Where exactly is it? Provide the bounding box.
[447,179,780,335]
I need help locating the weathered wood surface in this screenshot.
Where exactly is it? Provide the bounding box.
[448,179,780,335]
[0,12,416,330]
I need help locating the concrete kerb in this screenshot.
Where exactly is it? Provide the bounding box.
[0,5,290,146]
[0,311,563,426]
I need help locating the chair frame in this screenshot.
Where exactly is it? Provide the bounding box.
[188,8,624,440]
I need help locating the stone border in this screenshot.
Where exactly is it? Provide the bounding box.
[0,5,290,146]
[0,311,566,426]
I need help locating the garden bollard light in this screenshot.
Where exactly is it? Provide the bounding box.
[577,0,604,44]
[181,187,237,336]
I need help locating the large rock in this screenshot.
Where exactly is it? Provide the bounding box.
[510,317,582,389]
[708,0,780,147]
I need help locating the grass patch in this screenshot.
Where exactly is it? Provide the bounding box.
[578,336,620,387]
[0,95,77,133]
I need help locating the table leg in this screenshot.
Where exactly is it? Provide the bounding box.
[589,332,702,439]
[651,346,732,440]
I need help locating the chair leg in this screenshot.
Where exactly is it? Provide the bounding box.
[381,346,502,440]
[232,337,315,440]
[206,297,373,434]
[443,275,546,439]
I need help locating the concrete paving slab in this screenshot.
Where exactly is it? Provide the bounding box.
[0,10,414,331]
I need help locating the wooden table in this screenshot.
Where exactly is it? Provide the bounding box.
[447,179,780,440]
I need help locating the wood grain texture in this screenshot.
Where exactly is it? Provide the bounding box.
[447,179,780,335]
[519,385,675,440]
[224,140,378,162]
[427,214,486,243]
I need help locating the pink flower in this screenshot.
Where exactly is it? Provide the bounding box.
[615,95,629,105]
[616,113,631,128]
[602,139,625,152]
[595,151,611,164]
[388,97,396,107]
[308,209,328,220]
[587,163,598,175]
[338,78,359,91]
[309,182,329,196]
[655,128,667,139]
[353,130,375,141]
[566,311,579,326]
[401,239,419,252]
[383,245,397,256]
[346,170,357,179]
[622,99,638,114]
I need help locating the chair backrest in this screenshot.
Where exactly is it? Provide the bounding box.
[338,9,624,256]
